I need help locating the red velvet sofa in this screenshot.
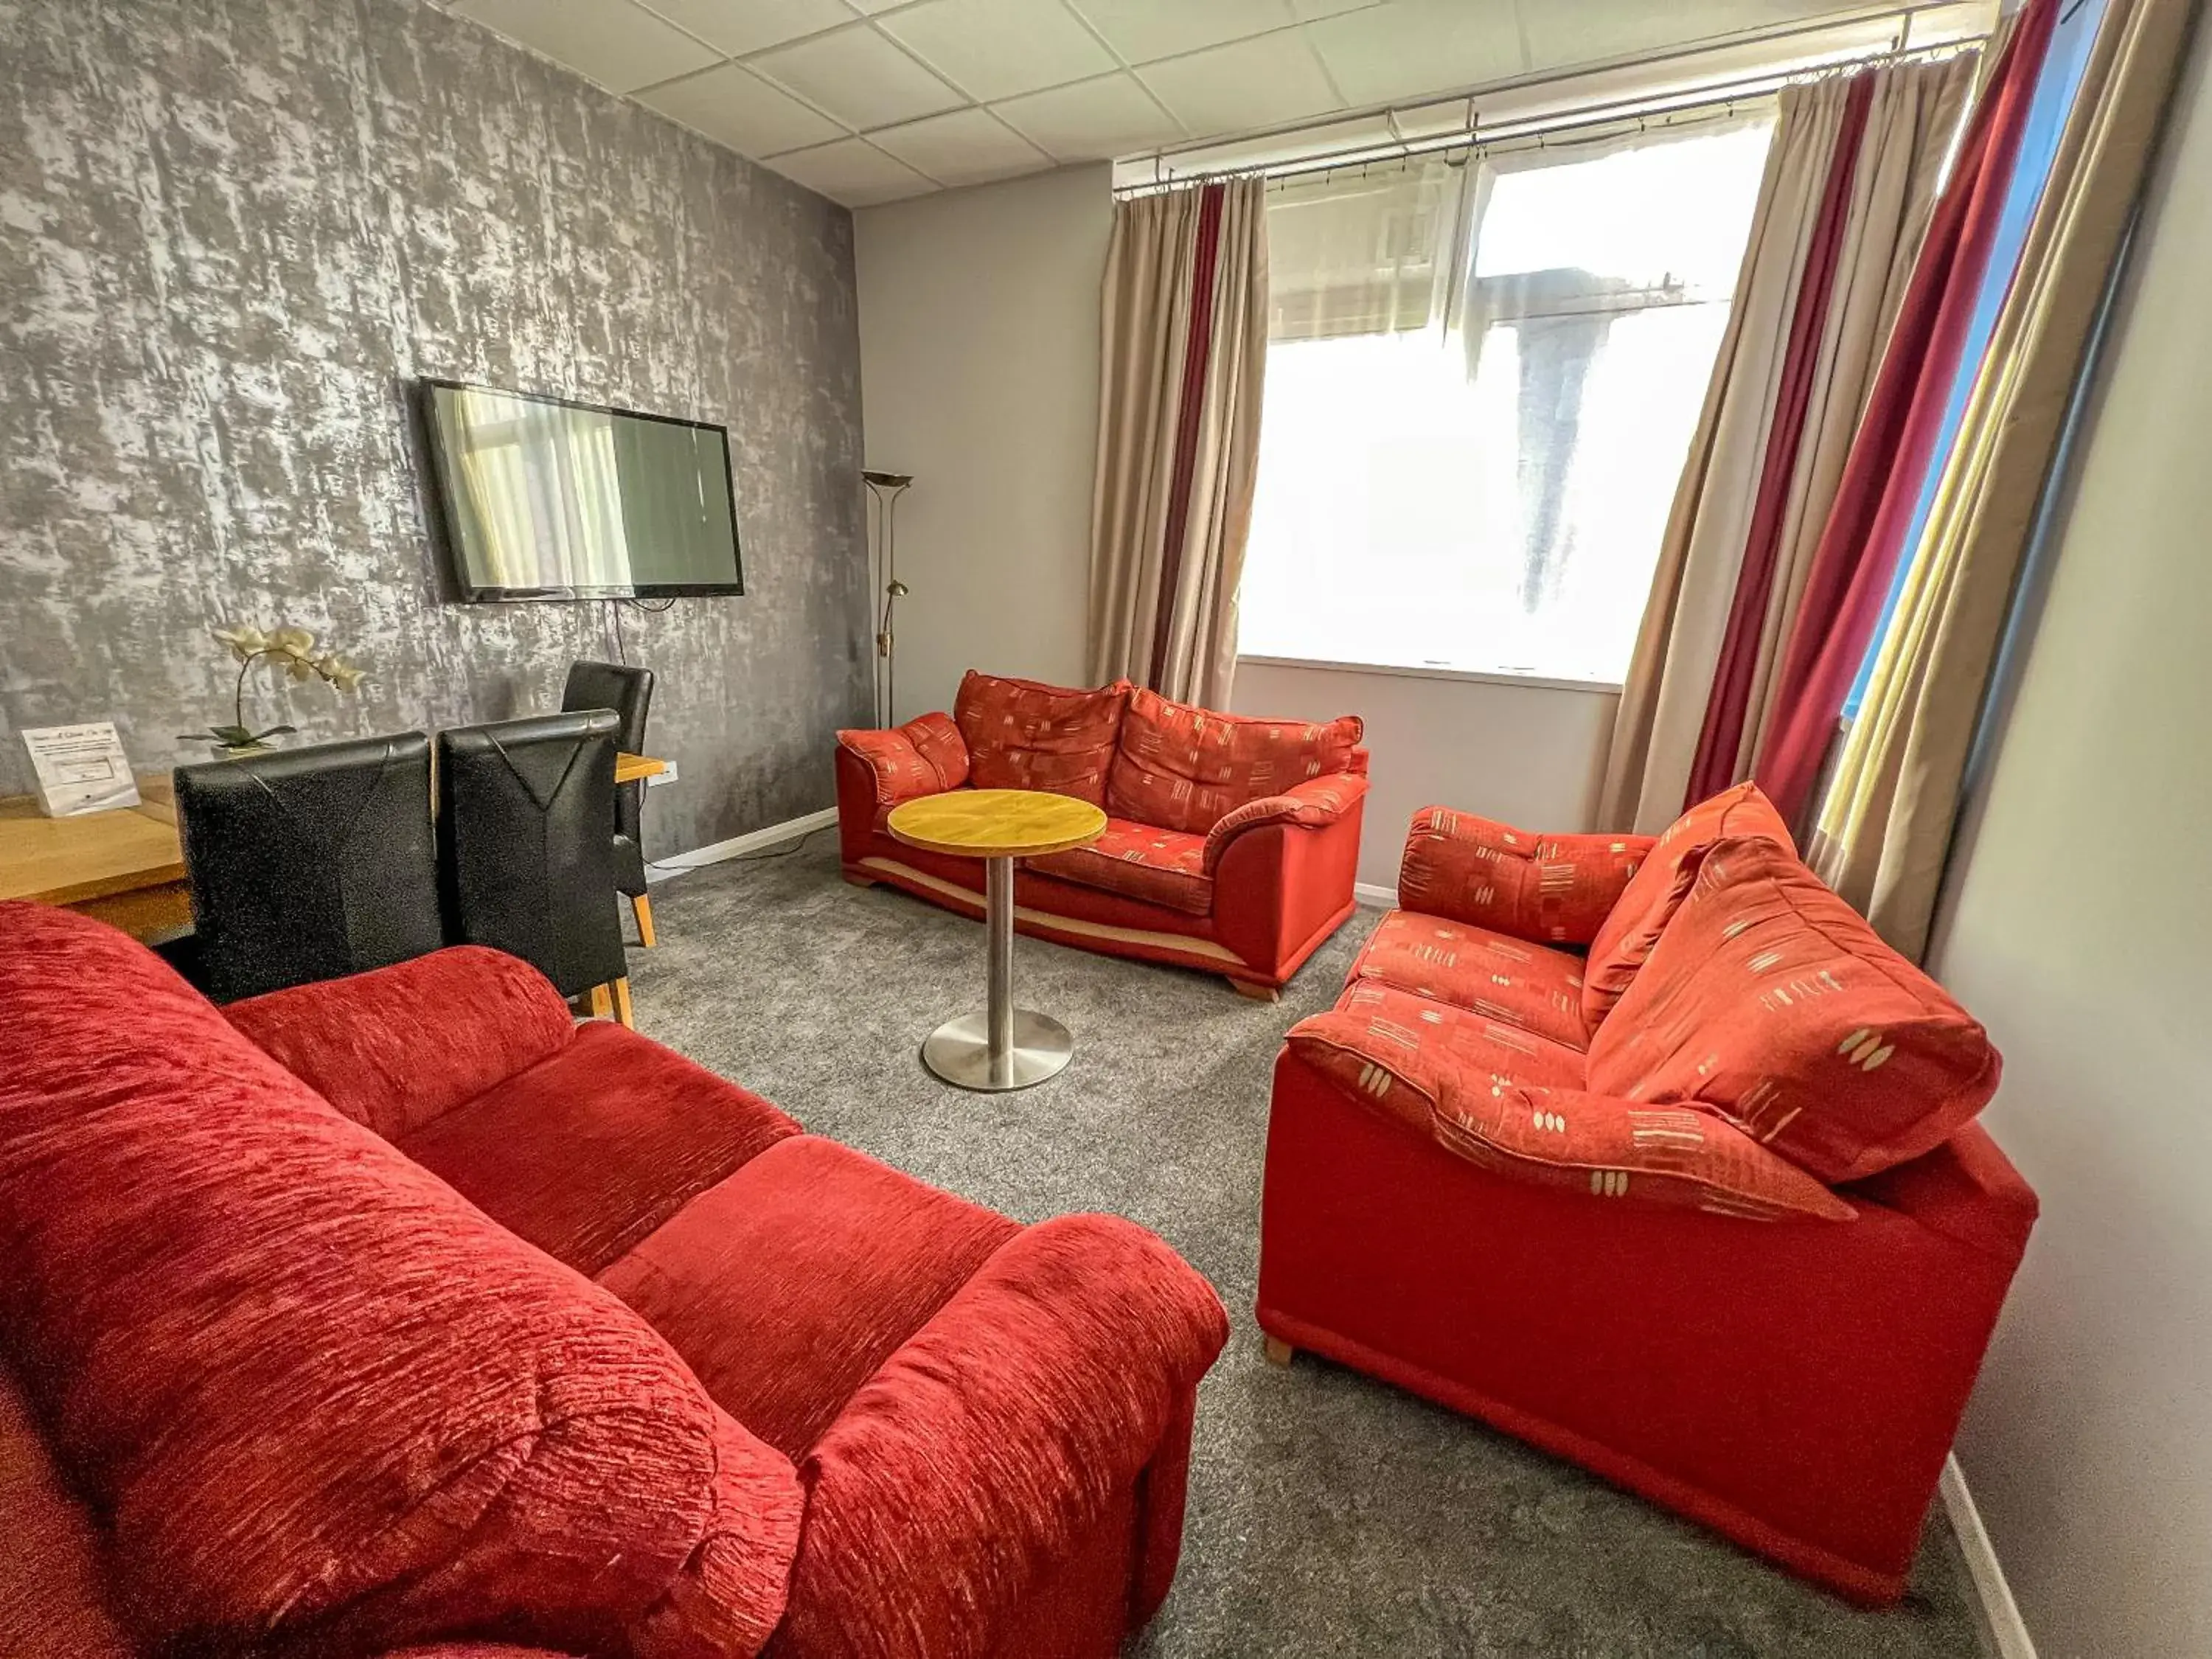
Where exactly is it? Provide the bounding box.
[1256,787,2037,1604]
[836,671,1367,998]
[0,902,1226,1659]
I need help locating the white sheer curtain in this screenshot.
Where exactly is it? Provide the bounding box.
[1238,116,1777,684]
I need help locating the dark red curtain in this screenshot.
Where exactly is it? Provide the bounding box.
[1683,74,1875,806]
[1751,0,2059,824]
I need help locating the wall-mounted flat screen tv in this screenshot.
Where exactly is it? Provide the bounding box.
[420,380,744,601]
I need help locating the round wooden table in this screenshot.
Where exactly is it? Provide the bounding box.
[886,787,1107,1091]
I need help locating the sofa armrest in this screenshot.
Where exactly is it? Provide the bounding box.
[835,712,970,807]
[224,945,574,1141]
[1203,773,1369,874]
[1397,805,1656,945]
[777,1215,1228,1659]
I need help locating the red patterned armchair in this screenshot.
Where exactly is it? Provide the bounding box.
[1257,787,2037,1604]
[836,671,1369,998]
[0,905,1226,1659]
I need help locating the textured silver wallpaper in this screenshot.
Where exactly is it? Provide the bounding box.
[0,0,869,857]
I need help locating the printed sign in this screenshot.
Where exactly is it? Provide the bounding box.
[19,723,141,818]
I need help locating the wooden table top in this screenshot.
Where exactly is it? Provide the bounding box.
[0,776,182,905]
[1,753,666,906]
[887,788,1107,859]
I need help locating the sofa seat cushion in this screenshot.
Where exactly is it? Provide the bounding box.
[1586,838,2001,1184]
[598,1135,1021,1461]
[1287,986,1850,1221]
[0,904,802,1659]
[953,671,1130,805]
[1027,817,1213,915]
[395,1021,802,1278]
[1289,981,1588,1138]
[1584,782,1798,1028]
[1106,687,1364,835]
[1349,908,1591,1051]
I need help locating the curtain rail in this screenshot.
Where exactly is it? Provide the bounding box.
[1113,31,1984,198]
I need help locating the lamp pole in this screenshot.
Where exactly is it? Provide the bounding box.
[862,470,913,727]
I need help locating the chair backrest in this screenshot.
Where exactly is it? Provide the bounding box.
[173,733,444,1003]
[561,660,653,840]
[437,711,625,999]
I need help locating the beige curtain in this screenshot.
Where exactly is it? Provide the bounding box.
[1813,0,2194,959]
[1088,179,1268,708]
[1600,60,1975,832]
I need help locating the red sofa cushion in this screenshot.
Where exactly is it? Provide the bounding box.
[597,1135,1021,1460]
[397,1020,803,1277]
[226,945,575,1140]
[1348,908,1590,1052]
[1288,987,1848,1221]
[1028,818,1213,915]
[953,671,1130,805]
[1397,807,1654,946]
[1106,687,1363,835]
[1583,782,1797,1026]
[0,904,802,1659]
[1586,838,2002,1184]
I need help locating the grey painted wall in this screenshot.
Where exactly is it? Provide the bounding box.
[0,0,869,858]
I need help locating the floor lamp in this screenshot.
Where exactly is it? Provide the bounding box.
[863,470,913,727]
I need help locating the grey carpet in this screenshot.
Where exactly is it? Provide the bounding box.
[627,835,1991,1659]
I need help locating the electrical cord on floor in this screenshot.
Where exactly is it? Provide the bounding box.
[642,823,831,881]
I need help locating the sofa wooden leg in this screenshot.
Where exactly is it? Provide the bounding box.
[588,984,612,1020]
[630,891,658,948]
[1229,978,1281,1003]
[843,871,879,888]
[611,977,635,1029]
[1262,1335,1295,1367]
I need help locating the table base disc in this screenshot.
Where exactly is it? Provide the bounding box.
[921,1009,1074,1091]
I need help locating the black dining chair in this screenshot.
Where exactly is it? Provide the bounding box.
[436,710,630,1025]
[172,733,445,1004]
[560,660,657,947]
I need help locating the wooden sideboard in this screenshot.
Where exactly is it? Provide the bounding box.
[1,753,667,942]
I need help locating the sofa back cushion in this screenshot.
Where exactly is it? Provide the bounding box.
[1584,838,2001,1184]
[0,903,802,1659]
[1106,687,1365,835]
[953,671,1130,805]
[1582,782,1796,1027]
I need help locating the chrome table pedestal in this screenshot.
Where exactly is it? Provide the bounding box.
[919,854,1073,1091]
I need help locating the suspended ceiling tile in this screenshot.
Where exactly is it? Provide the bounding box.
[639,0,851,57]
[636,60,846,156]
[764,136,938,204]
[1138,31,1344,134]
[1306,0,1528,106]
[1065,0,1299,66]
[992,70,1185,161]
[1519,0,1863,73]
[750,24,965,129]
[880,0,1120,101]
[869,106,1055,185]
[447,0,720,94]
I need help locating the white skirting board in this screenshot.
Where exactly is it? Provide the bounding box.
[1354,882,1399,909]
[1942,1454,2038,1659]
[644,807,839,883]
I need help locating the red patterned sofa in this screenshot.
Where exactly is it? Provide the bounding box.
[1256,785,2036,1604]
[0,902,1225,1659]
[836,672,1369,998]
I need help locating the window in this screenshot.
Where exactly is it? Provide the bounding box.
[1238,117,1776,684]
